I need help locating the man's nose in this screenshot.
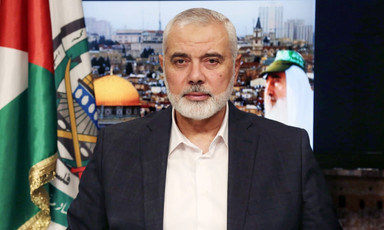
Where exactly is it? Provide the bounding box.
[188,62,205,85]
[266,81,275,96]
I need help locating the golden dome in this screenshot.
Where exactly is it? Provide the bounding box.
[94,75,140,106]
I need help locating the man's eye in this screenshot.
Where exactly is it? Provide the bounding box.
[208,59,219,64]
[203,58,220,68]
[174,59,186,65]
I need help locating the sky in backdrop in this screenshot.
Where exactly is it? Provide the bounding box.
[82,0,315,36]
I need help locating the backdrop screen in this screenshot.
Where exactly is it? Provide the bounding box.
[83,0,317,150]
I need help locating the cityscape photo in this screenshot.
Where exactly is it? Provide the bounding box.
[82,0,315,126]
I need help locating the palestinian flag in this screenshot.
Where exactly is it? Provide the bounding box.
[0,0,97,229]
[0,0,57,229]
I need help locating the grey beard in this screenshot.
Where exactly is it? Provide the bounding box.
[264,96,288,124]
[165,77,235,120]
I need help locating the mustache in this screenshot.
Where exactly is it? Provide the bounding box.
[182,85,212,96]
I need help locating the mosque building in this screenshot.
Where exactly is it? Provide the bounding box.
[94,74,141,128]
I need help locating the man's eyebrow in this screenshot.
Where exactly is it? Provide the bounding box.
[170,52,190,60]
[268,73,282,79]
[201,52,224,60]
[169,52,225,61]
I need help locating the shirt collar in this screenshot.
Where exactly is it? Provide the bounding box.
[169,102,229,156]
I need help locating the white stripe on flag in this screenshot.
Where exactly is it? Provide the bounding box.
[0,46,28,110]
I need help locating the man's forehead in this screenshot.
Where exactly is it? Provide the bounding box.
[170,24,226,40]
[164,23,229,56]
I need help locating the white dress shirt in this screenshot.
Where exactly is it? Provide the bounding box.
[163,105,229,230]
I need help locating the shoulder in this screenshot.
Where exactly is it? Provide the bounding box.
[92,107,172,161]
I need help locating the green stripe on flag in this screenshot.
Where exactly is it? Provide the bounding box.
[66,39,89,61]
[0,91,38,230]
[28,63,57,162]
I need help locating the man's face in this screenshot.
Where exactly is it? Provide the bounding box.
[264,71,287,107]
[159,23,241,120]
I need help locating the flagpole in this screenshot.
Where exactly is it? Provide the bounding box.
[64,59,82,170]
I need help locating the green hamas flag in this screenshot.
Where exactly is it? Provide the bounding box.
[0,0,57,229]
[48,0,98,229]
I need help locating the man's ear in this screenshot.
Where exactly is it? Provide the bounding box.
[159,54,164,69]
[234,54,242,81]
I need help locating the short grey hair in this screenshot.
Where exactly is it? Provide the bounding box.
[162,8,238,60]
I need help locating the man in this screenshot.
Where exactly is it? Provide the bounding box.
[262,50,314,148]
[67,8,340,229]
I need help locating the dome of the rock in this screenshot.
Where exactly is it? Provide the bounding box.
[94,75,140,106]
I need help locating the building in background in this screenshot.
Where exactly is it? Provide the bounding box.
[284,19,314,44]
[111,29,163,57]
[259,4,284,38]
[85,17,113,39]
